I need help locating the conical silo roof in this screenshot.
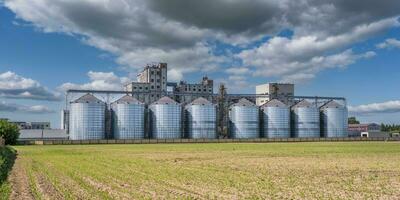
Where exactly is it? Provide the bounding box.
[291,99,312,109]
[232,98,256,107]
[320,100,344,110]
[261,99,287,108]
[188,97,213,106]
[113,95,143,104]
[151,96,179,105]
[72,93,103,104]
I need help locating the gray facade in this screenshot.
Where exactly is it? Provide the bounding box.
[175,76,214,103]
[125,63,167,104]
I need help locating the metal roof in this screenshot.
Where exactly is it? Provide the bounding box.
[151,96,179,105]
[187,97,213,106]
[261,99,287,108]
[72,93,103,104]
[291,99,313,109]
[232,98,257,107]
[113,95,143,104]
[320,100,344,109]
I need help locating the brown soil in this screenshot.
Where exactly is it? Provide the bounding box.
[8,155,34,200]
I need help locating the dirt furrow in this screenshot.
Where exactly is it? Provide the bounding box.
[8,156,34,200]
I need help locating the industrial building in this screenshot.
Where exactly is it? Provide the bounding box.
[256,83,294,106]
[124,63,213,104]
[175,76,214,103]
[10,121,51,130]
[65,93,348,140]
[64,62,350,141]
[348,123,382,137]
[124,63,168,103]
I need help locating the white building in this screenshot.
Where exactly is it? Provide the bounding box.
[256,83,294,106]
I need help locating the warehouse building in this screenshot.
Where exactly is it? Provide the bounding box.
[348,123,381,137]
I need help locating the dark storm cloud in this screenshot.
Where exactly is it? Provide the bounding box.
[146,0,283,34]
[4,0,400,83]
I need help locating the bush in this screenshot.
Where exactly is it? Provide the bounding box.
[0,147,16,199]
[0,120,20,145]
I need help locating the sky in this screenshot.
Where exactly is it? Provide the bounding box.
[0,0,400,128]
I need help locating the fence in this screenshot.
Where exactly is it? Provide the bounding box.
[16,137,400,145]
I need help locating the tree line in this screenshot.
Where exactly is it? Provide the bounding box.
[380,124,400,133]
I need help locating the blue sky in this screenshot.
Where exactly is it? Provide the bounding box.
[1,1,400,128]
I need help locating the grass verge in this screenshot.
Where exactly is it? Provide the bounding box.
[0,146,16,200]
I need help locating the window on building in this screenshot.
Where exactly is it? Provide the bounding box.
[139,87,142,89]
[151,79,154,82]
[151,71,154,75]
[157,79,160,83]
[157,86,160,89]
[151,86,154,89]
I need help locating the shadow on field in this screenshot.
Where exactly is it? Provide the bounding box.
[0,147,16,186]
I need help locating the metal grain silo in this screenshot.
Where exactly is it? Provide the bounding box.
[320,100,348,138]
[261,99,290,138]
[185,97,217,139]
[149,96,182,139]
[111,95,145,139]
[291,100,320,138]
[229,98,259,139]
[69,94,105,140]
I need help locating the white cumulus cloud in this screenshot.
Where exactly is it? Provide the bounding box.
[59,71,129,91]
[0,71,61,101]
[0,101,54,114]
[377,38,400,49]
[349,100,400,114]
[4,0,400,83]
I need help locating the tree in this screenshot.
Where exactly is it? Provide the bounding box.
[348,117,360,124]
[0,120,20,145]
